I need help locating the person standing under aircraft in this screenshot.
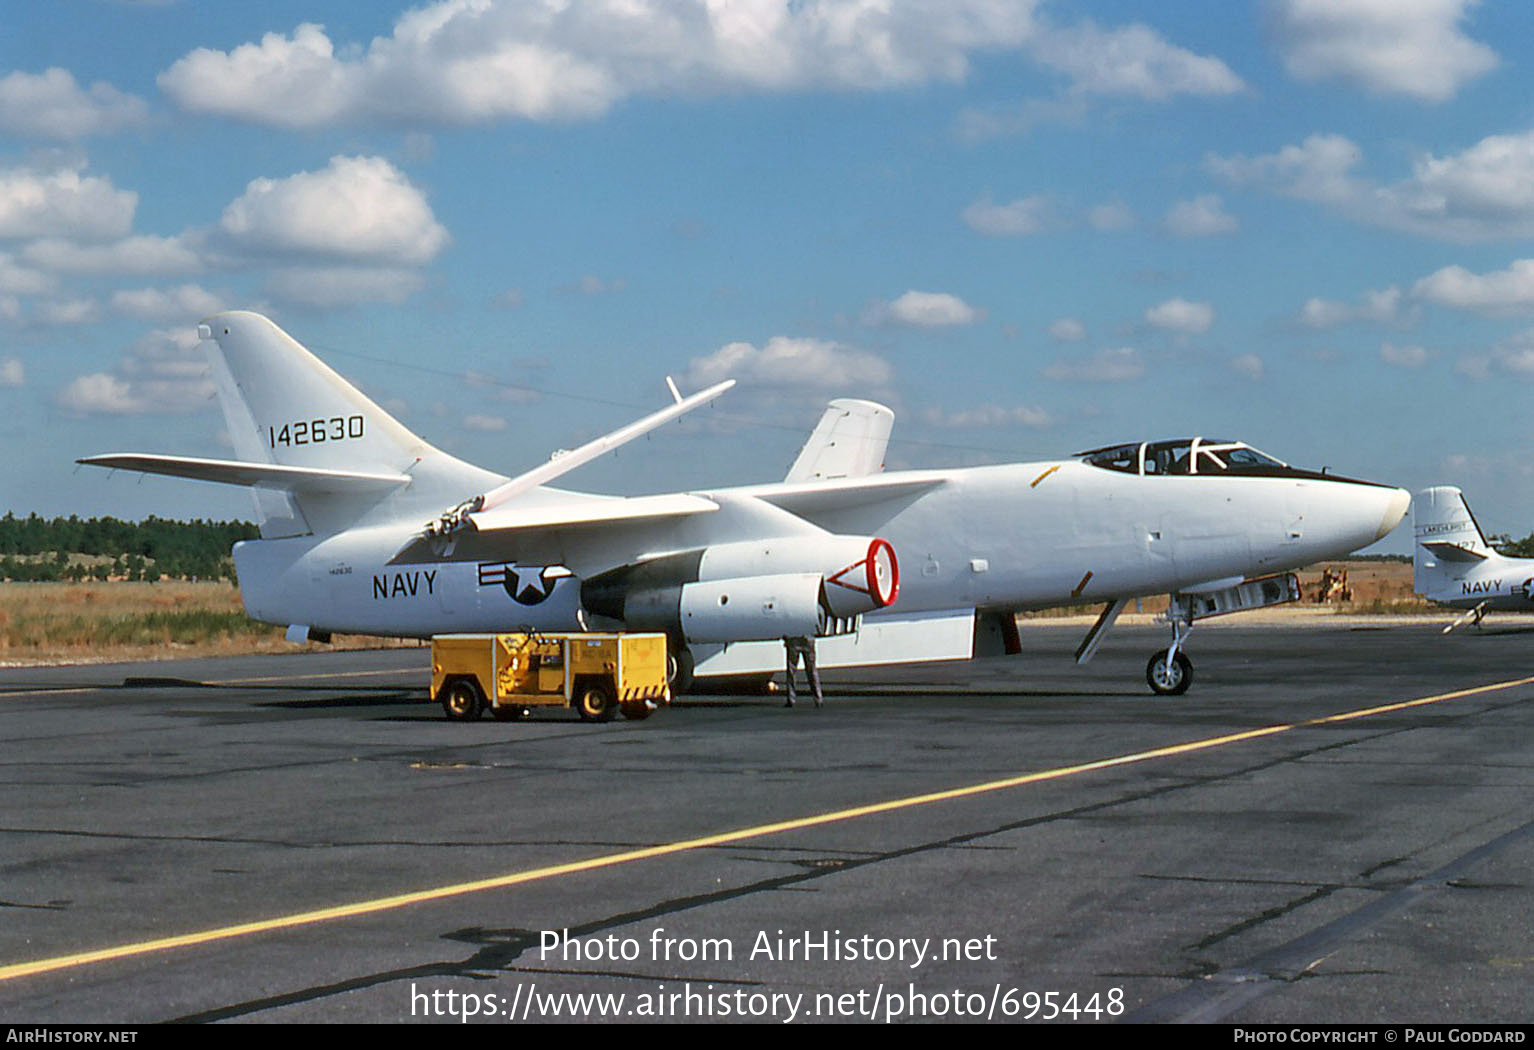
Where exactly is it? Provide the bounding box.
[783,635,823,708]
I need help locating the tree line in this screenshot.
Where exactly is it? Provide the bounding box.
[0,513,258,583]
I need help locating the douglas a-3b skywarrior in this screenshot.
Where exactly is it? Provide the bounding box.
[1413,485,1534,632]
[81,312,1409,699]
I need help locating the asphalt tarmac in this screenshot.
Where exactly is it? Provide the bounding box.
[2,619,1532,1024]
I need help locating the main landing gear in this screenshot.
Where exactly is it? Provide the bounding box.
[1441,600,1488,635]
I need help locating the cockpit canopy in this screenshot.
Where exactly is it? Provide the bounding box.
[1076,438,1294,478]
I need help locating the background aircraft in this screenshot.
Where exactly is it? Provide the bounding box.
[82,312,1409,696]
[1413,486,1534,631]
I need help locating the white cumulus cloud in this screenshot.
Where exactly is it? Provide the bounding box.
[1029,19,1244,101]
[35,297,99,326]
[219,155,449,264]
[878,290,980,328]
[0,357,23,387]
[1210,130,1534,242]
[110,284,226,322]
[1298,285,1409,328]
[962,194,1053,236]
[1268,0,1497,102]
[23,235,203,276]
[0,252,55,296]
[1164,194,1238,237]
[158,24,358,130]
[159,3,1044,128]
[1457,329,1534,380]
[1405,257,1534,316]
[1412,260,1534,315]
[0,166,136,242]
[1145,297,1214,335]
[687,335,892,392]
[0,68,149,140]
[56,327,212,416]
[1208,133,1362,205]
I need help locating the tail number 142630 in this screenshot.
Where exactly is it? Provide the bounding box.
[269,415,365,448]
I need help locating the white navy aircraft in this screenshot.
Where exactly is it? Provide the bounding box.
[81,312,1409,695]
[1413,486,1534,631]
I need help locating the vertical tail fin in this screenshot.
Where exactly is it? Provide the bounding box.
[785,399,894,483]
[201,311,504,536]
[1413,486,1494,598]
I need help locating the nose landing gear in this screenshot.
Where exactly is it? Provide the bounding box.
[1146,596,1195,695]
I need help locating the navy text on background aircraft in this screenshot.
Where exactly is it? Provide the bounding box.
[80,312,1409,695]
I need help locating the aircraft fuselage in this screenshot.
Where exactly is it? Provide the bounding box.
[235,459,1405,637]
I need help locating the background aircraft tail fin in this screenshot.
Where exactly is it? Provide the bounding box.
[1413,486,1495,598]
[201,311,504,536]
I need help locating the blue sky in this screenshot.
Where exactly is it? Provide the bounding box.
[3,1,1534,552]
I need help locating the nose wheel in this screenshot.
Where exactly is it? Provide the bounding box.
[1146,649,1193,695]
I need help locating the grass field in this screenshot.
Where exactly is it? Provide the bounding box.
[0,582,422,665]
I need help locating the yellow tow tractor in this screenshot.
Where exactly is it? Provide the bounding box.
[431,632,669,722]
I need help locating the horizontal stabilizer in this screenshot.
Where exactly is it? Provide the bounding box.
[391,492,719,564]
[78,453,411,494]
[1420,540,1489,563]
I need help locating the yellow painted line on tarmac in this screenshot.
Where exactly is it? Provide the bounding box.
[4,673,1533,983]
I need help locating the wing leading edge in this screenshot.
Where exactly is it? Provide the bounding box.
[77,453,411,494]
[389,491,720,564]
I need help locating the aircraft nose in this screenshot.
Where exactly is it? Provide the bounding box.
[1376,487,1410,542]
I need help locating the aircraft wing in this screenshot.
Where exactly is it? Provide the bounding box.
[1419,540,1489,562]
[78,453,411,494]
[745,472,947,516]
[391,491,719,564]
[475,379,733,512]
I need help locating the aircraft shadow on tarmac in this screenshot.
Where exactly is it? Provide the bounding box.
[1463,623,1534,636]
[256,692,425,710]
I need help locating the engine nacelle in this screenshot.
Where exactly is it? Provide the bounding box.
[582,534,900,643]
[678,572,824,643]
[696,535,898,618]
